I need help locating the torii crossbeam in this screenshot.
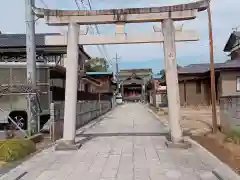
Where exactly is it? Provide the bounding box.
[34,0,209,150]
[33,0,209,25]
[45,31,199,45]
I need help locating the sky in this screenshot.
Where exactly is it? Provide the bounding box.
[0,0,239,73]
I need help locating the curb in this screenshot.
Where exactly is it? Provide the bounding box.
[146,106,169,127]
[186,137,240,180]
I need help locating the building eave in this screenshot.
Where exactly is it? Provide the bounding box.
[223,32,240,52]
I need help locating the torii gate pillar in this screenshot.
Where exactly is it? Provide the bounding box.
[162,19,190,148]
[55,23,80,151]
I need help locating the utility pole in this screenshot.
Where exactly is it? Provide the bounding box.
[114,53,121,93]
[25,0,38,135]
[207,3,218,133]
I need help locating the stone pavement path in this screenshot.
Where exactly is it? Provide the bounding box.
[0,103,239,180]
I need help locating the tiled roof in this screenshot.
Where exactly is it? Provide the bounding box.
[0,33,60,47]
[119,68,152,73]
[178,63,223,74]
[0,33,91,59]
[178,59,240,75]
[86,72,113,76]
[219,59,240,69]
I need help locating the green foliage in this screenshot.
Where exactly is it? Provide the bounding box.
[157,65,182,80]
[225,127,240,144]
[85,57,109,72]
[0,138,36,162]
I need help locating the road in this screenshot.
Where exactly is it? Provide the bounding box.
[0,103,239,180]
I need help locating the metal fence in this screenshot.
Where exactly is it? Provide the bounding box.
[49,100,112,141]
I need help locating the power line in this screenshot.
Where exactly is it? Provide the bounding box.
[40,0,48,9]
[74,0,112,67]
[85,0,111,63]
[73,0,90,35]
[39,0,48,8]
[82,0,112,66]
[74,0,81,10]
[37,0,109,66]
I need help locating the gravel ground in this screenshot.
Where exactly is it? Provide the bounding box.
[151,106,220,136]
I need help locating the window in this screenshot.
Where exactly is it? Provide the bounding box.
[196,80,201,94]
[236,77,240,91]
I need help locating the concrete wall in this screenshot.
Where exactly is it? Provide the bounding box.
[156,93,167,107]
[220,96,240,132]
[148,91,167,107]
[220,71,240,96]
[179,80,210,106]
[50,100,111,140]
[179,83,185,106]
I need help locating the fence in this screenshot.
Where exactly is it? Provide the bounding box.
[149,91,168,107]
[220,95,240,132]
[49,100,112,141]
[51,87,112,101]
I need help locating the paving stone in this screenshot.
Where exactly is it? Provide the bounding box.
[0,103,239,180]
[165,170,182,179]
[199,171,219,180]
[35,171,56,180]
[179,173,201,180]
[116,173,133,180]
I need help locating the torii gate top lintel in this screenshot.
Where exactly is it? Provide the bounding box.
[33,0,209,25]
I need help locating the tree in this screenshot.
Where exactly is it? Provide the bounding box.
[158,65,182,81]
[85,57,109,72]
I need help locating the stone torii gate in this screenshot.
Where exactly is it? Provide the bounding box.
[34,0,209,150]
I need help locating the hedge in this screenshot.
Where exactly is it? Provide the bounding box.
[0,138,36,162]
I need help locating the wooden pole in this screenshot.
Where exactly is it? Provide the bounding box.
[207,4,218,133]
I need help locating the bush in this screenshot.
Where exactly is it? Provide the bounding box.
[225,127,240,144]
[0,138,36,162]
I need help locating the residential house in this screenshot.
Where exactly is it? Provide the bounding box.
[84,72,116,94]
[175,31,240,106]
[177,63,217,106]
[0,33,92,128]
[221,31,240,97]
